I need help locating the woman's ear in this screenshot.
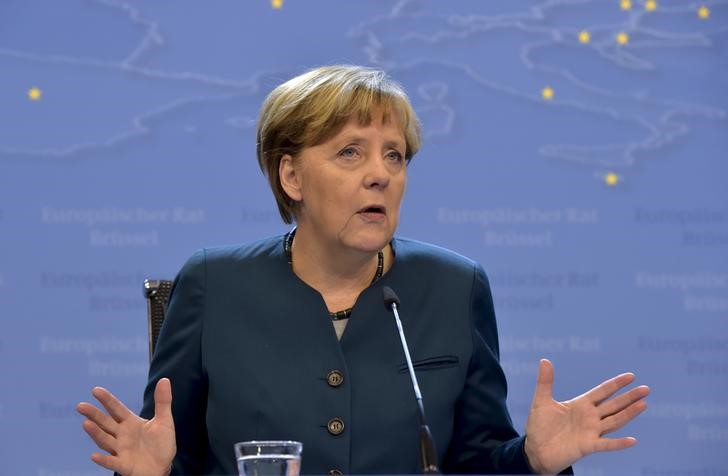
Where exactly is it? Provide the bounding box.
[279,154,302,202]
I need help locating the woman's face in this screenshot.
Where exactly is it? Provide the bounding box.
[280,109,407,254]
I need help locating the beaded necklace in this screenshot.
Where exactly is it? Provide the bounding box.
[284,228,384,320]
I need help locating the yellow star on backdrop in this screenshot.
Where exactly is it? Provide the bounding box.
[616,32,630,45]
[271,0,283,9]
[541,86,554,100]
[605,172,620,186]
[620,0,632,11]
[28,87,42,101]
[645,0,657,11]
[578,30,591,43]
[698,6,710,19]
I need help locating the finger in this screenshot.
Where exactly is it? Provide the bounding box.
[90,452,124,472]
[592,436,638,453]
[531,359,554,406]
[601,399,648,435]
[585,372,636,405]
[77,402,118,436]
[81,419,117,455]
[92,387,134,423]
[154,378,174,426]
[599,385,650,418]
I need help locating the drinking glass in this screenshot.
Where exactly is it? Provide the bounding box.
[234,440,302,476]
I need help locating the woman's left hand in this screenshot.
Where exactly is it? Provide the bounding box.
[523,359,650,474]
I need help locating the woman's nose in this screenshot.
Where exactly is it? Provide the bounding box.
[363,156,391,189]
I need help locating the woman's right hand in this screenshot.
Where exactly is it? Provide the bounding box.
[77,377,177,476]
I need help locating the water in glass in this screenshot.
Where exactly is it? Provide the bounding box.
[237,453,301,476]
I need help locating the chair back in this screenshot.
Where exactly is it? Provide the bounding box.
[143,279,173,360]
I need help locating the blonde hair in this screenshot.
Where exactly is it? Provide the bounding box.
[256,65,421,224]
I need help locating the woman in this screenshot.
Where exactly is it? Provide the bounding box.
[77,65,649,476]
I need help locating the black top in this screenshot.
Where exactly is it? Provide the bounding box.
[141,235,539,475]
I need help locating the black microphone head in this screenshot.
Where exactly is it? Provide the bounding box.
[382,286,401,309]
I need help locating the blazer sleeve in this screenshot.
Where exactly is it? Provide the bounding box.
[443,263,534,474]
[444,263,574,475]
[139,249,209,475]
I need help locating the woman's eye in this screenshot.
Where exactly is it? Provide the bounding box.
[338,147,359,158]
[386,150,404,162]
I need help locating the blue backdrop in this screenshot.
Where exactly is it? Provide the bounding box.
[1,0,727,474]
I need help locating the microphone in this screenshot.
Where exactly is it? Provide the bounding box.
[382,286,440,474]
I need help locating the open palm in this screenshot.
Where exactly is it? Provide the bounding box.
[524,359,650,474]
[77,378,176,476]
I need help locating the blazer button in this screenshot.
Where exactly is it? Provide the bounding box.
[327,370,344,387]
[329,470,343,476]
[327,417,345,435]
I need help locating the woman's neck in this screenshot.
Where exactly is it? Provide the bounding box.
[290,227,383,296]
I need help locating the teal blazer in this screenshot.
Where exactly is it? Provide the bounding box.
[141,235,536,474]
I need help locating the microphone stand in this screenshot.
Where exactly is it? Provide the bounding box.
[383,286,441,474]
